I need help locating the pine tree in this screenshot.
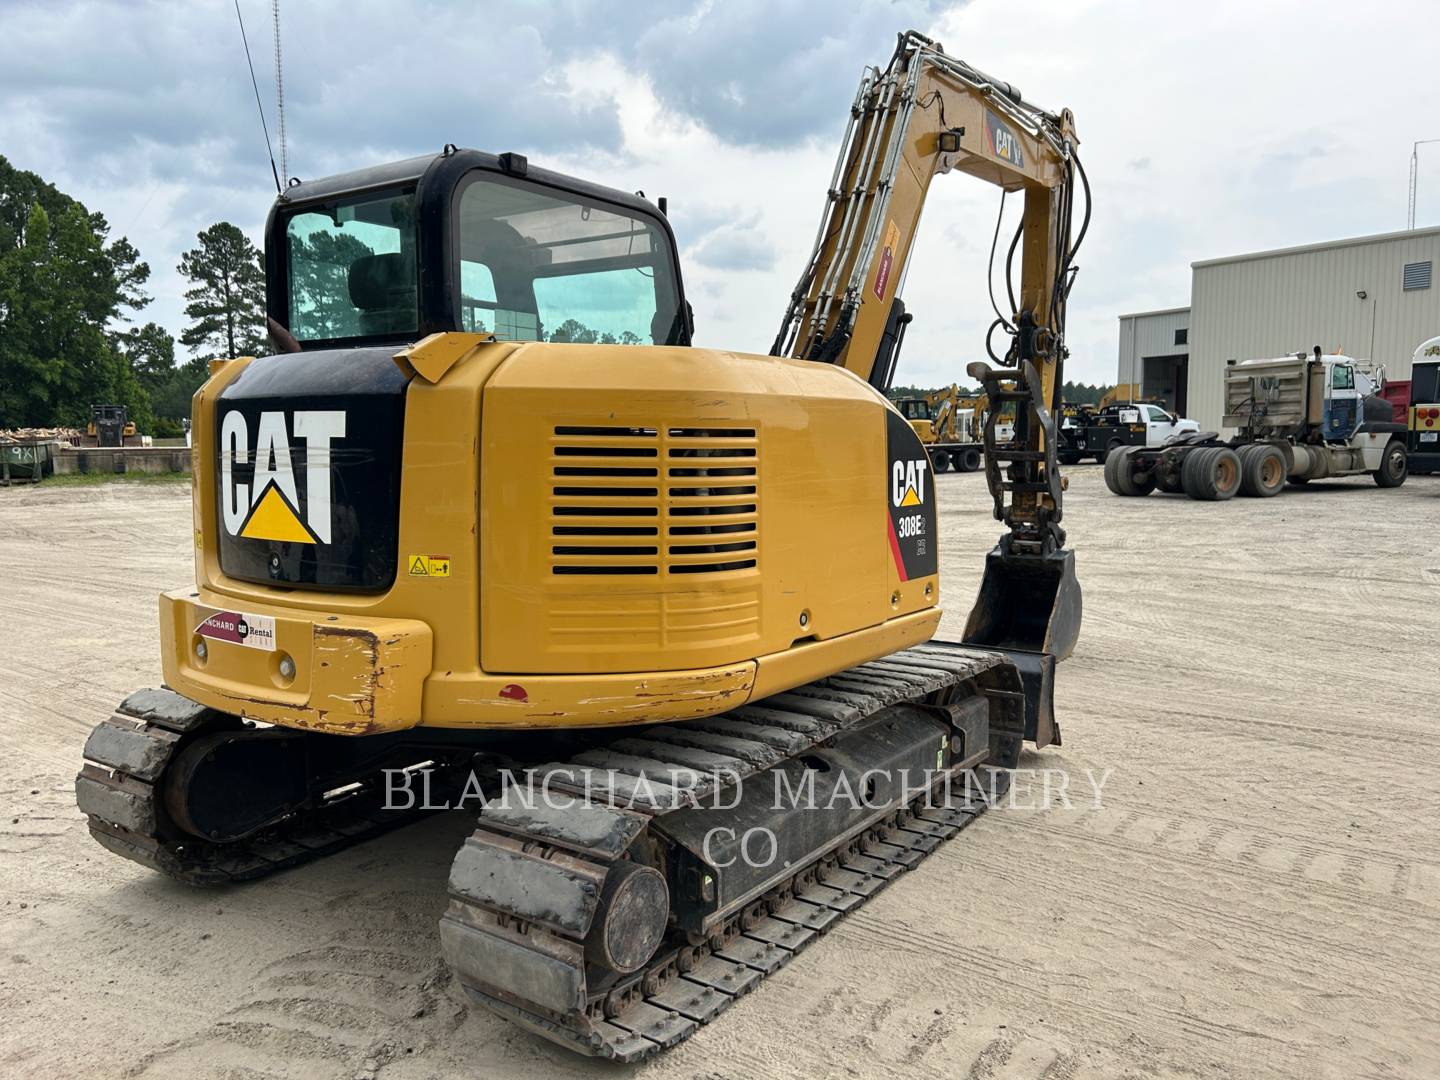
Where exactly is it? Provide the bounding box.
[178,222,266,359]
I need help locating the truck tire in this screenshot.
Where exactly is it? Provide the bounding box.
[1182,446,1241,501]
[1239,444,1286,497]
[959,448,982,472]
[1373,440,1408,488]
[1098,437,1124,465]
[932,451,951,473]
[1103,444,1128,494]
[1104,446,1154,496]
[1059,451,1082,466]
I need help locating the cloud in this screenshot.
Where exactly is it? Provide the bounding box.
[686,214,776,272]
[2,0,1437,386]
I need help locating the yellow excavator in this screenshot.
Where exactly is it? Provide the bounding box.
[76,31,1086,1059]
[897,385,994,471]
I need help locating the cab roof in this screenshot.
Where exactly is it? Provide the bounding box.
[274,148,661,221]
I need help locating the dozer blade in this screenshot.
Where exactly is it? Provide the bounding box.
[961,544,1081,755]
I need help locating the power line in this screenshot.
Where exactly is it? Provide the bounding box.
[233,0,281,195]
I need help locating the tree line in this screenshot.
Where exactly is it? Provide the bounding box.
[0,156,266,434]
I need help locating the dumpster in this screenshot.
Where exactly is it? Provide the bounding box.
[0,441,54,484]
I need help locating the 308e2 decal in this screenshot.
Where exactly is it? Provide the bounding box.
[885,411,938,581]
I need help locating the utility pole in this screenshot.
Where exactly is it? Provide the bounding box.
[1410,139,1440,229]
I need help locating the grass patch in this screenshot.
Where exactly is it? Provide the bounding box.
[39,471,192,487]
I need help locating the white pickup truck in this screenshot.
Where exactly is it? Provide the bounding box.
[1085,402,1200,463]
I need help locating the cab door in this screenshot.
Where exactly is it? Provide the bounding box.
[1325,363,1359,440]
[1144,404,1176,445]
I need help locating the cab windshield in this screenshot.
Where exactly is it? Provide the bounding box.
[456,174,683,346]
[279,173,684,348]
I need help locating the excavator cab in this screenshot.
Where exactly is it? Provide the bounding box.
[265,149,691,351]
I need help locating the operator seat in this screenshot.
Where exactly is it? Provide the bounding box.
[348,253,417,335]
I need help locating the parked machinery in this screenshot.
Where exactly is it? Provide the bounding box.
[1071,400,1198,464]
[1408,335,1439,475]
[895,385,998,473]
[1106,347,1409,500]
[83,405,134,448]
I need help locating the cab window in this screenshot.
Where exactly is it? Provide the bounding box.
[284,188,418,342]
[456,174,683,345]
[1331,365,1354,390]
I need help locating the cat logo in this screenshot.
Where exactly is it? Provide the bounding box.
[219,410,346,545]
[892,458,929,508]
[984,110,1024,168]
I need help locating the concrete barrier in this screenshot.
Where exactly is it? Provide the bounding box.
[54,446,192,476]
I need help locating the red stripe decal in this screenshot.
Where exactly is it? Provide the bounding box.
[886,515,908,582]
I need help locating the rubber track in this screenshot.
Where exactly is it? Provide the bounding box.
[75,690,460,886]
[441,642,1022,1060]
[457,768,1009,1061]
[77,643,1025,1057]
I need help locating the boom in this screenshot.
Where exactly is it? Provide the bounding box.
[776,31,1088,739]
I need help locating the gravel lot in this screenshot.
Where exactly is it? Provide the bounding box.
[1,468,1437,1079]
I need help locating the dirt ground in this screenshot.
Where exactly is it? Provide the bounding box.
[1,468,1438,1079]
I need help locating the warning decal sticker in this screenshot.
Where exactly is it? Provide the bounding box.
[195,609,277,652]
[885,411,938,581]
[407,554,452,578]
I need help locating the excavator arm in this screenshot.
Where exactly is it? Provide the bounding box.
[774,31,1088,743]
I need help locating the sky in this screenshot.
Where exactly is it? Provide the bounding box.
[2,0,1437,386]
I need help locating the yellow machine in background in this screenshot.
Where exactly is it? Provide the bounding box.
[1098,382,1142,410]
[896,384,995,472]
[78,30,1087,1060]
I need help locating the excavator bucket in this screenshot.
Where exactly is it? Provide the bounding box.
[961,545,1081,757]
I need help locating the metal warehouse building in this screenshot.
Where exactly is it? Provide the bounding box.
[1117,225,1440,431]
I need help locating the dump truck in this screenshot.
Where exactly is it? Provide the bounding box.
[1105,347,1408,499]
[76,32,1087,1060]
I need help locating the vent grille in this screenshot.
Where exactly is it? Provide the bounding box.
[549,426,758,576]
[1403,260,1432,291]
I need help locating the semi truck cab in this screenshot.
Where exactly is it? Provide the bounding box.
[1322,360,1375,441]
